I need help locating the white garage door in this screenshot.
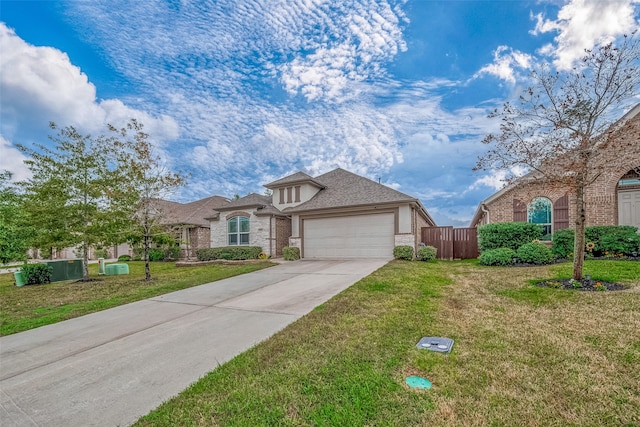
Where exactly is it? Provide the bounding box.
[619,189,640,229]
[303,213,395,259]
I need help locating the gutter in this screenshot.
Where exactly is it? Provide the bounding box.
[480,203,490,225]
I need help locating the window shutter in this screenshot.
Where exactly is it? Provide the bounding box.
[513,199,527,222]
[553,195,569,231]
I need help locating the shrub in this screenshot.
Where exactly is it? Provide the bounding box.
[516,242,554,265]
[479,248,516,266]
[393,245,414,260]
[196,246,263,261]
[551,229,574,258]
[416,246,437,261]
[552,225,640,258]
[478,222,543,252]
[21,263,53,285]
[282,247,300,261]
[149,248,166,262]
[117,255,131,262]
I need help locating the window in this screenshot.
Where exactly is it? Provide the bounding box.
[287,187,292,203]
[528,197,552,240]
[228,216,249,245]
[279,188,285,204]
[295,186,301,202]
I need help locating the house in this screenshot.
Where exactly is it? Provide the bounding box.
[470,104,640,236]
[154,195,231,258]
[208,168,436,259]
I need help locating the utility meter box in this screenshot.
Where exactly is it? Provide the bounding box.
[45,259,84,282]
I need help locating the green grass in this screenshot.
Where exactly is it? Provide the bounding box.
[0,261,275,336]
[134,260,640,426]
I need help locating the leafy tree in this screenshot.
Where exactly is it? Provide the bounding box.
[108,119,186,281]
[0,171,31,264]
[477,33,640,280]
[18,123,126,280]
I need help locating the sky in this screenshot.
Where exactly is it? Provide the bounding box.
[1,0,639,226]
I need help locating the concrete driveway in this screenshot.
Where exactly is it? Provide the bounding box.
[0,259,388,427]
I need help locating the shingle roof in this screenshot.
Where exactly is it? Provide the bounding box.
[214,193,272,211]
[264,171,325,189]
[284,168,417,213]
[154,195,230,227]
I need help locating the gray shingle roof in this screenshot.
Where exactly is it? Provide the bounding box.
[264,171,325,189]
[214,193,272,211]
[154,195,230,227]
[284,168,417,212]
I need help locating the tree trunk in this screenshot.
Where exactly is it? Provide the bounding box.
[143,217,151,281]
[572,185,586,280]
[82,241,90,281]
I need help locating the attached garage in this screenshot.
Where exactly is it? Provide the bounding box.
[303,213,395,259]
[618,189,640,229]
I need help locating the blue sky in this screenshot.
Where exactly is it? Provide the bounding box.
[1,0,638,226]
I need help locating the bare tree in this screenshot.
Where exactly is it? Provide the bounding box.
[476,33,640,280]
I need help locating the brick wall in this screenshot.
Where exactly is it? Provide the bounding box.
[478,112,640,229]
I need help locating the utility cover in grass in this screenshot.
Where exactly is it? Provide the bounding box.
[406,376,432,389]
[416,337,454,353]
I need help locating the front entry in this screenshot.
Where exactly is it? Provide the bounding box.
[618,189,640,229]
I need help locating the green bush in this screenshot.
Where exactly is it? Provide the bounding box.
[478,222,543,252]
[21,263,53,285]
[117,255,131,262]
[282,247,300,261]
[196,246,263,261]
[479,248,516,266]
[393,245,414,260]
[516,242,554,265]
[552,226,640,258]
[416,246,437,261]
[551,229,574,258]
[148,248,165,262]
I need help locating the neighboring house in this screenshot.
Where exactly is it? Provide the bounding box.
[208,168,436,259]
[470,104,640,237]
[47,195,230,260]
[152,195,231,258]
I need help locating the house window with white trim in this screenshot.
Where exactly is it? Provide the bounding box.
[228,216,250,245]
[528,197,552,240]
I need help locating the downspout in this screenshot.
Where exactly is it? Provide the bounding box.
[269,216,273,257]
[481,203,490,224]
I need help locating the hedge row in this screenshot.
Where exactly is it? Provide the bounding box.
[552,226,640,258]
[478,222,543,251]
[196,246,263,261]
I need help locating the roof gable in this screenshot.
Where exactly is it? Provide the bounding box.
[264,171,325,189]
[285,168,416,212]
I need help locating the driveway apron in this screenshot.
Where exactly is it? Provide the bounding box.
[0,259,387,427]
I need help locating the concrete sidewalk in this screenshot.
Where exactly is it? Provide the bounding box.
[0,259,387,427]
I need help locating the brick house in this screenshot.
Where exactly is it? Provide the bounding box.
[470,104,640,236]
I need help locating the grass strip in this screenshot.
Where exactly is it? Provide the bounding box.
[0,261,275,336]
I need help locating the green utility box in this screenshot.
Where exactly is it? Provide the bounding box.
[105,263,129,276]
[45,259,84,282]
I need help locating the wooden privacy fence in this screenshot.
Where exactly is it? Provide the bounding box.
[421,226,479,260]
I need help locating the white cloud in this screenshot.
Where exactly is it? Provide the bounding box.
[475,46,533,84]
[468,166,527,191]
[531,0,639,70]
[0,22,178,144]
[0,136,31,182]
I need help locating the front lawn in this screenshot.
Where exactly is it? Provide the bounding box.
[0,261,275,336]
[135,260,640,426]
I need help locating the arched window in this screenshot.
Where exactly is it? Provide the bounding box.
[228,216,249,245]
[528,197,552,240]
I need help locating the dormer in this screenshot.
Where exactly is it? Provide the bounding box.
[264,171,325,211]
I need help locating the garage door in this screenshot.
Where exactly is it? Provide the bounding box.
[619,189,640,229]
[303,213,395,259]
